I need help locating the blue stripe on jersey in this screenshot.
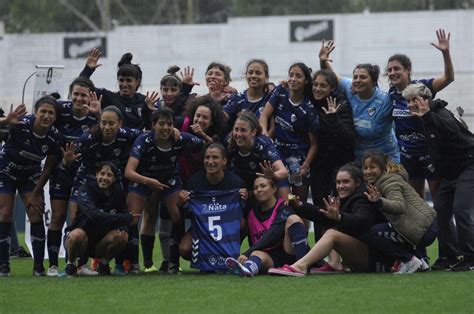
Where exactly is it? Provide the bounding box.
[268,85,319,154]
[188,189,243,271]
[223,90,271,120]
[390,79,435,155]
[130,131,204,181]
[0,115,62,168]
[229,135,282,189]
[55,101,98,142]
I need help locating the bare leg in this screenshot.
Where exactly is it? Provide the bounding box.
[93,230,128,261]
[65,228,88,263]
[291,229,370,273]
[178,231,192,261]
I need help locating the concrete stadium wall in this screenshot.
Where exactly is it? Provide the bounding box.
[0,9,473,126]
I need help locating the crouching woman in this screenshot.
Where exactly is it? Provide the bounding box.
[64,162,137,276]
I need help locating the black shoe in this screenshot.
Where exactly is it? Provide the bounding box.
[0,264,10,277]
[450,258,474,272]
[158,260,169,273]
[431,257,459,271]
[10,246,32,258]
[97,262,111,276]
[64,263,77,277]
[33,264,46,277]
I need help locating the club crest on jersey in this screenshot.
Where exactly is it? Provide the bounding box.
[125,107,132,113]
[168,178,176,186]
[368,108,376,116]
[249,162,257,170]
[113,148,121,156]
[81,125,89,132]
[170,156,177,162]
[291,114,297,122]
[41,145,49,153]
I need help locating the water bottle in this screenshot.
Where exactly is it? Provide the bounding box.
[287,157,302,187]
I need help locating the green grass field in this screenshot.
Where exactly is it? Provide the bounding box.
[1,236,473,314]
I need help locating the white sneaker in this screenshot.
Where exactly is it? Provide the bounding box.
[46,265,59,277]
[420,258,430,272]
[77,265,99,276]
[225,257,253,277]
[395,256,422,274]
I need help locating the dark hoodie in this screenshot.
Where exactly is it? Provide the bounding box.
[421,99,474,179]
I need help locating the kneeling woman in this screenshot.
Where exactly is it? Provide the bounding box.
[64,162,136,276]
[268,164,378,276]
[225,176,309,277]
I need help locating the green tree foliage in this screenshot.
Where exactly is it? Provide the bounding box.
[1,0,472,33]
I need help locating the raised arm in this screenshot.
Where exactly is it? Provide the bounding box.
[430,29,454,92]
[0,104,27,126]
[80,48,102,78]
[319,40,342,84]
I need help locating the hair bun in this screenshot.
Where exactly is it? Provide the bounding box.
[167,65,180,75]
[118,53,133,67]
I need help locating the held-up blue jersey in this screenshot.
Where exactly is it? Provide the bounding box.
[74,128,141,184]
[187,189,243,271]
[224,90,272,121]
[340,78,400,163]
[390,79,435,156]
[268,85,319,158]
[54,101,99,142]
[129,131,204,182]
[0,115,62,171]
[228,135,282,190]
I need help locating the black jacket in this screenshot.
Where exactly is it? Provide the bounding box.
[312,93,356,169]
[421,99,474,179]
[70,182,132,234]
[296,184,380,238]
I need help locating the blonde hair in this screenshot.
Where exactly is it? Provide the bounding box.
[402,83,432,100]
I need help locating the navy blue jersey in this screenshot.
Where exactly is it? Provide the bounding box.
[54,101,99,142]
[187,189,243,271]
[130,131,204,182]
[224,89,271,121]
[268,85,319,155]
[0,114,62,169]
[390,79,435,156]
[228,135,282,189]
[74,128,141,183]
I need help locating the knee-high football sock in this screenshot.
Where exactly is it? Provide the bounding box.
[141,234,155,268]
[47,229,62,267]
[0,222,12,266]
[30,222,46,268]
[288,222,309,260]
[243,255,263,275]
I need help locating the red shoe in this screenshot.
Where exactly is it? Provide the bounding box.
[267,265,305,277]
[391,260,401,273]
[91,258,99,271]
[123,259,131,273]
[309,263,343,274]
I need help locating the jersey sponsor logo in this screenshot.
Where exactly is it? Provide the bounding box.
[393,108,412,118]
[208,255,225,266]
[125,107,132,113]
[202,196,228,214]
[354,119,371,129]
[19,150,43,161]
[290,114,297,122]
[275,116,294,132]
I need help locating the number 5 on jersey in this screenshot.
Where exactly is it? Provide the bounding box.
[208,216,222,241]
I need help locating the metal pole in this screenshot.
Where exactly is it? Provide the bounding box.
[22,72,36,105]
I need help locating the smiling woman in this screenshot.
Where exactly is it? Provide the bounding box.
[0,98,63,277]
